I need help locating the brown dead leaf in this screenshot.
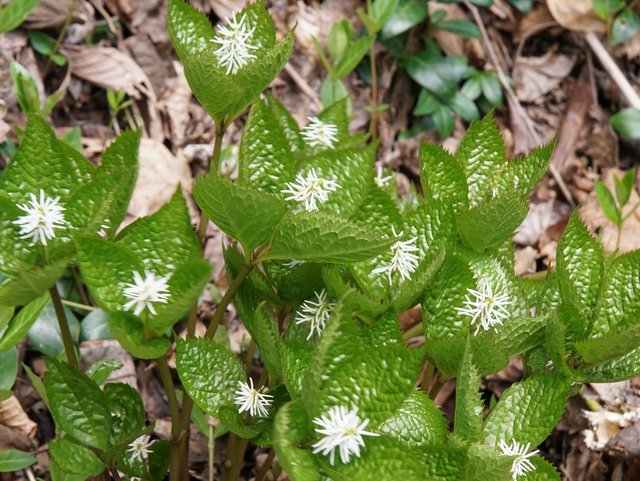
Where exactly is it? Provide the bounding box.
[514,199,570,246]
[65,45,156,101]
[159,62,193,146]
[514,48,576,102]
[0,396,37,439]
[25,0,94,32]
[126,139,192,223]
[546,0,606,32]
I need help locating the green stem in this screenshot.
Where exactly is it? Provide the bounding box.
[49,285,78,368]
[402,322,423,341]
[255,449,276,481]
[244,339,257,373]
[44,0,79,76]
[157,355,183,481]
[71,266,91,306]
[196,123,225,244]
[205,263,254,340]
[222,436,249,481]
[208,423,215,481]
[61,299,97,312]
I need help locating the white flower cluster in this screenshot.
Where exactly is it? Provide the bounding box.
[122,271,171,316]
[455,280,512,335]
[127,434,155,463]
[499,439,539,480]
[211,12,258,75]
[13,189,67,246]
[234,378,273,418]
[281,168,340,212]
[301,117,339,149]
[372,226,420,284]
[296,289,335,340]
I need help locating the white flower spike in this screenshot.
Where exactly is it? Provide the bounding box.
[499,439,539,480]
[211,12,258,75]
[13,189,67,246]
[122,271,171,316]
[371,226,420,284]
[312,406,379,465]
[127,434,155,464]
[301,117,339,149]
[374,165,393,188]
[455,280,512,335]
[235,378,273,418]
[281,168,340,212]
[296,289,335,340]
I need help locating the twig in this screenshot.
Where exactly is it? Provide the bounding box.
[284,64,323,110]
[466,2,575,207]
[61,299,97,312]
[585,32,640,109]
[44,0,80,76]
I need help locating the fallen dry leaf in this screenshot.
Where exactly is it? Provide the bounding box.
[126,138,193,223]
[0,395,37,439]
[65,45,156,101]
[546,0,606,32]
[514,48,577,102]
[25,0,94,32]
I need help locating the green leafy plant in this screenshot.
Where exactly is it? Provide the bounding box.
[0,0,39,33]
[10,61,65,116]
[593,0,640,45]
[2,1,640,480]
[595,168,638,248]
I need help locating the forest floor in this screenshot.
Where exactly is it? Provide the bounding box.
[1,0,640,480]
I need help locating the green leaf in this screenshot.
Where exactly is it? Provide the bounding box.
[611,108,640,138]
[0,450,36,473]
[44,359,112,450]
[239,100,293,194]
[555,212,604,314]
[24,364,48,407]
[454,338,484,442]
[419,142,468,213]
[406,52,469,98]
[280,340,313,398]
[370,0,400,29]
[327,20,350,62]
[10,62,40,113]
[108,312,170,359]
[378,391,448,447]
[194,174,287,254]
[85,358,122,385]
[334,35,375,79]
[480,71,503,106]
[481,374,569,448]
[457,195,528,251]
[0,292,49,352]
[49,437,105,477]
[103,382,146,445]
[167,0,215,60]
[545,314,571,377]
[265,92,304,151]
[80,309,112,342]
[611,9,640,46]
[0,348,18,390]
[0,0,39,33]
[455,112,506,206]
[436,19,482,39]
[590,250,640,336]
[593,0,624,19]
[274,401,320,481]
[0,257,71,306]
[493,141,554,199]
[451,91,480,122]
[425,334,507,378]
[595,180,621,225]
[614,169,636,207]
[576,324,640,365]
[28,302,80,357]
[246,304,282,379]
[176,338,245,416]
[264,212,391,263]
[381,0,427,37]
[576,345,640,382]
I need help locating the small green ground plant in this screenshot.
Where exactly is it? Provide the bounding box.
[1,1,640,480]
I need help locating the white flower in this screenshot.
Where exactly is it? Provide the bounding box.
[127,434,155,464]
[211,12,258,75]
[371,226,420,284]
[283,259,306,269]
[499,439,539,480]
[374,165,393,187]
[454,281,512,335]
[312,406,379,465]
[296,289,335,340]
[234,378,273,418]
[13,189,67,246]
[122,271,171,316]
[281,168,340,212]
[301,117,339,149]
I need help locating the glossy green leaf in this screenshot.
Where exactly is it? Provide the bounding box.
[614,169,636,207]
[108,311,170,359]
[274,401,320,481]
[457,195,528,251]
[595,180,621,225]
[10,62,40,113]
[611,108,640,138]
[85,358,122,385]
[454,338,484,442]
[0,450,36,473]
[0,292,49,352]
[28,302,80,357]
[167,0,214,60]
[49,437,104,476]
[103,382,146,445]
[334,35,375,79]
[0,347,18,390]
[378,391,448,447]
[246,304,282,379]
[0,0,39,33]
[455,112,506,206]
[611,9,640,45]
[576,345,640,382]
[194,174,287,253]
[239,100,293,195]
[381,0,427,37]
[576,324,640,365]
[556,212,604,313]
[493,141,554,200]
[419,141,469,213]
[80,309,112,341]
[265,92,304,151]
[44,359,112,450]
[481,374,569,448]
[436,19,482,39]
[406,52,469,98]
[265,212,391,263]
[370,0,399,29]
[425,334,507,378]
[176,338,245,416]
